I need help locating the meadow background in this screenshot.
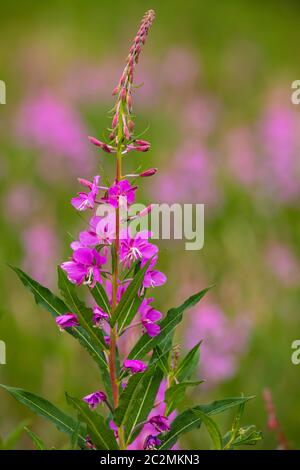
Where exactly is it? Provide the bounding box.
[0,0,300,449]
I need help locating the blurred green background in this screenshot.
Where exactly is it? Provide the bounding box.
[1,0,300,449]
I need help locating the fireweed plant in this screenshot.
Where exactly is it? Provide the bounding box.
[2,10,261,450]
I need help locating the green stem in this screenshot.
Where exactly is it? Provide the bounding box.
[109,131,126,449]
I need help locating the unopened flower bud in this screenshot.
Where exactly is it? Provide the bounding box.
[121,115,130,140]
[140,168,157,177]
[128,120,135,131]
[112,112,119,129]
[139,204,153,217]
[88,136,115,153]
[135,139,151,152]
[127,94,133,113]
[120,87,127,101]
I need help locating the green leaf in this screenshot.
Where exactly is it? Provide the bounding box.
[165,381,203,415]
[57,267,107,349]
[0,385,86,448]
[114,371,150,427]
[159,396,254,450]
[66,395,118,450]
[118,296,143,334]
[151,346,169,375]
[71,420,82,450]
[192,410,222,450]
[11,266,68,318]
[128,288,212,360]
[11,266,109,382]
[110,260,151,328]
[2,420,30,449]
[24,427,47,450]
[175,342,201,382]
[125,367,163,444]
[90,283,110,314]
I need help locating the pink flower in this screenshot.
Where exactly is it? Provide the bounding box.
[120,230,158,268]
[71,175,100,211]
[15,91,94,179]
[56,313,79,330]
[92,306,109,327]
[61,247,106,287]
[105,179,137,208]
[143,435,161,450]
[123,359,147,374]
[79,214,116,247]
[109,420,118,438]
[265,241,300,287]
[22,222,59,285]
[83,390,107,409]
[185,302,251,385]
[139,298,161,337]
[141,256,167,289]
[143,270,167,288]
[149,415,170,432]
[128,380,178,450]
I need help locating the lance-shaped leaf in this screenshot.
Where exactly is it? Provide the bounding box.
[192,409,222,450]
[57,267,107,349]
[165,381,204,415]
[24,427,47,450]
[118,296,143,334]
[151,346,169,375]
[158,396,255,450]
[11,265,68,318]
[90,283,110,314]
[114,370,150,427]
[66,395,118,450]
[110,260,151,328]
[126,367,163,444]
[128,287,212,360]
[11,267,109,386]
[0,385,86,449]
[174,342,201,382]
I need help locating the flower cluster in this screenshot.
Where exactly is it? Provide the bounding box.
[54,10,169,448]
[88,10,154,156]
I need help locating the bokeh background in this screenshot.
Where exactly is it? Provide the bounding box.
[1,0,300,450]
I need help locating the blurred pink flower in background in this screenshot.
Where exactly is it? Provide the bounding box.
[259,90,300,204]
[22,222,60,285]
[15,90,94,180]
[4,184,40,223]
[265,241,300,287]
[185,303,251,385]
[63,60,120,105]
[153,141,219,207]
[181,95,219,137]
[161,47,200,90]
[225,127,258,187]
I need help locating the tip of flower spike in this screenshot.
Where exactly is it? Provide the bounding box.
[144,9,155,22]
